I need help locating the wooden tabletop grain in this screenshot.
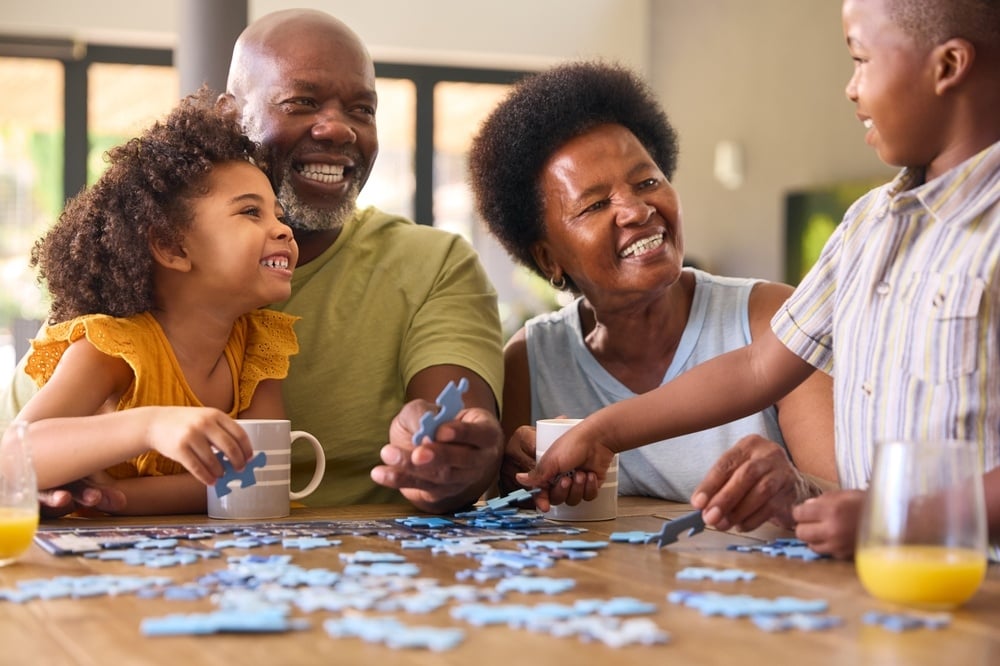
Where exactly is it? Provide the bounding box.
[1,497,997,665]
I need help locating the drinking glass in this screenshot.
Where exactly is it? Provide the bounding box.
[856,439,987,609]
[0,420,39,566]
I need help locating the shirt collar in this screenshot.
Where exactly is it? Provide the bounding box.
[889,139,1000,224]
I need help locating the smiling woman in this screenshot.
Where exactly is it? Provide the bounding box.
[469,60,837,525]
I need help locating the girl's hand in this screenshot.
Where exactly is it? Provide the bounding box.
[142,407,253,486]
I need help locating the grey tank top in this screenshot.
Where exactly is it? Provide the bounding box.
[525,268,785,501]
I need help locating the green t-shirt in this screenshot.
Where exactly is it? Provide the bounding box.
[274,207,503,506]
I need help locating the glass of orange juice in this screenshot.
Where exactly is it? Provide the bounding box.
[0,420,38,566]
[856,439,987,609]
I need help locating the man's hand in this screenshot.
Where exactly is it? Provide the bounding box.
[371,399,503,514]
[500,425,536,495]
[38,474,128,518]
[691,434,821,532]
[793,489,866,559]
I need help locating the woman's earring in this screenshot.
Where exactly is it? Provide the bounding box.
[549,273,567,290]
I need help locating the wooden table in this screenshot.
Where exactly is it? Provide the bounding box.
[1,497,997,665]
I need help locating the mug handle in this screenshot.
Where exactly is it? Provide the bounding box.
[289,431,326,500]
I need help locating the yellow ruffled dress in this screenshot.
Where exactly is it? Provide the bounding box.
[25,309,298,479]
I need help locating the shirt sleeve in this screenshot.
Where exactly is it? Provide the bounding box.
[400,233,504,410]
[235,309,300,412]
[770,223,844,374]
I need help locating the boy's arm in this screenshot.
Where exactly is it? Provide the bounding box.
[521,328,815,498]
[688,282,838,531]
[596,328,815,457]
[750,283,837,483]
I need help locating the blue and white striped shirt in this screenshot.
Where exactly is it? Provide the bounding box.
[773,140,1000,556]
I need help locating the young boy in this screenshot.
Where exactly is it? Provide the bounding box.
[520,0,1000,559]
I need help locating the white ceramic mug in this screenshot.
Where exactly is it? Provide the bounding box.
[535,417,618,521]
[207,419,326,519]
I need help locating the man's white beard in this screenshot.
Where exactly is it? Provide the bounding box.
[277,171,361,234]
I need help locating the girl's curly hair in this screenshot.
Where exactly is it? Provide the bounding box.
[32,86,267,323]
[468,61,679,287]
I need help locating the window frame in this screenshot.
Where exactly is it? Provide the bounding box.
[374,62,527,225]
[1,36,528,228]
[0,37,173,204]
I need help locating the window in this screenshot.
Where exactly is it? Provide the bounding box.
[0,56,63,377]
[0,41,174,385]
[87,62,178,184]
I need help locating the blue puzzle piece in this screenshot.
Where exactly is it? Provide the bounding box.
[676,566,756,582]
[648,509,706,548]
[213,451,268,498]
[324,616,465,651]
[610,531,660,544]
[727,537,828,561]
[753,613,843,632]
[668,589,828,618]
[141,608,308,636]
[861,611,951,632]
[412,377,469,444]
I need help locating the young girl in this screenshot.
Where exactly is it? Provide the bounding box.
[13,88,299,515]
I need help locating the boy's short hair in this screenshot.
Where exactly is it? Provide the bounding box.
[889,0,1000,49]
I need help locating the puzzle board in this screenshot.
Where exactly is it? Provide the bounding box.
[33,517,580,556]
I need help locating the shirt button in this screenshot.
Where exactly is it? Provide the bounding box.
[875,282,891,296]
[861,381,873,395]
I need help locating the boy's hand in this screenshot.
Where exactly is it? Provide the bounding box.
[532,469,601,512]
[792,489,866,559]
[515,423,614,511]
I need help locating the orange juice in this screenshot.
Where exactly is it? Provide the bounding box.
[0,507,38,563]
[856,545,986,608]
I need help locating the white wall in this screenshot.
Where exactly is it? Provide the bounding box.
[0,0,651,70]
[651,0,893,280]
[1,0,895,283]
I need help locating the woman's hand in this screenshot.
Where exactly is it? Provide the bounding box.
[691,434,822,531]
[500,425,537,495]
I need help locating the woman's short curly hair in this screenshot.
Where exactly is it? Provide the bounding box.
[468,60,679,280]
[31,86,266,324]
